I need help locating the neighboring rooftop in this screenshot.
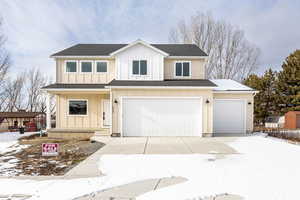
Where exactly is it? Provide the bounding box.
[0,112,44,118]
[210,79,255,91]
[51,43,208,57]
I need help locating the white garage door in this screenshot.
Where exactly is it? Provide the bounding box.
[213,99,246,134]
[122,97,202,136]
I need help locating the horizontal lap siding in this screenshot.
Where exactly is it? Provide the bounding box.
[111,89,213,135]
[56,94,109,129]
[213,93,254,132]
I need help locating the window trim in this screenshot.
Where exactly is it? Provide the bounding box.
[65,60,78,73]
[79,60,93,73]
[95,60,109,74]
[67,99,88,116]
[132,59,148,76]
[174,61,192,78]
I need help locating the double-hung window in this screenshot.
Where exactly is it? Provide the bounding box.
[66,61,77,73]
[175,61,191,77]
[68,100,88,116]
[96,61,108,73]
[132,60,147,75]
[80,61,93,73]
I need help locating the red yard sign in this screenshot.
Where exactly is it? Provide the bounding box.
[42,143,59,156]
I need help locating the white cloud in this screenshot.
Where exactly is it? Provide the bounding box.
[0,0,299,78]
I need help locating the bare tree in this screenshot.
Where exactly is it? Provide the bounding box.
[3,74,26,112]
[0,17,10,110]
[26,68,47,112]
[38,76,55,114]
[169,12,260,81]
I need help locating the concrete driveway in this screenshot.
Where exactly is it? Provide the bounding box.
[69,136,242,200]
[66,136,240,178]
[93,136,239,154]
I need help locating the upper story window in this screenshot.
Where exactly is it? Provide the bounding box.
[66,61,77,72]
[175,61,191,77]
[96,61,108,73]
[80,61,93,73]
[132,60,147,75]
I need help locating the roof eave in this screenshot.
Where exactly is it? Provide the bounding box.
[213,90,259,94]
[50,55,113,59]
[166,55,208,59]
[105,86,216,89]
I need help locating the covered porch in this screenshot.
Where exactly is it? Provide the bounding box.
[44,84,112,139]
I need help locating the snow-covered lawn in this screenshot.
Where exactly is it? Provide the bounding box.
[0,135,300,200]
[0,132,38,176]
[0,131,38,154]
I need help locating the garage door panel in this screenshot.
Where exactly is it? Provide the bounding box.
[213,99,246,134]
[122,98,202,136]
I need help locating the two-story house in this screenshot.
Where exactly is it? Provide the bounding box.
[43,40,257,138]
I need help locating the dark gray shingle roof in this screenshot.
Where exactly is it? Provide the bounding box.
[43,79,216,89]
[51,44,207,57]
[108,79,216,87]
[43,83,107,89]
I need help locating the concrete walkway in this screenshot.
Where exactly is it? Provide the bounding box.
[65,136,239,177]
[74,176,243,200]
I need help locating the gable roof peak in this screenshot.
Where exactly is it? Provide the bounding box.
[109,39,170,56]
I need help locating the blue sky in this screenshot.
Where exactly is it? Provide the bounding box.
[1,0,300,78]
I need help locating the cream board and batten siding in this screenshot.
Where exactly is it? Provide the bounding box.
[213,93,254,132]
[56,93,109,129]
[115,44,164,80]
[56,58,115,84]
[164,58,206,79]
[111,89,214,136]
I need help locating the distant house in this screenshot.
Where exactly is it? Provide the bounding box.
[285,111,300,129]
[0,111,46,132]
[265,116,285,128]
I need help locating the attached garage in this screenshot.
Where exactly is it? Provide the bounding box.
[121,97,202,136]
[213,99,246,134]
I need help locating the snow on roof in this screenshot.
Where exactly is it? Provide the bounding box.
[210,79,254,91]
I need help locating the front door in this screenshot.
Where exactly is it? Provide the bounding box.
[102,99,111,127]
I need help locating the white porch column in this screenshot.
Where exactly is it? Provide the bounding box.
[46,92,51,130]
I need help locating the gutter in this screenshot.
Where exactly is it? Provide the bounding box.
[213,90,259,94]
[42,88,110,92]
[105,86,216,89]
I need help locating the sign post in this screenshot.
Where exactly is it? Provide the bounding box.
[42,143,59,156]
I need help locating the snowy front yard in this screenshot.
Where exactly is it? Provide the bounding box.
[0,131,37,154]
[0,132,104,176]
[1,135,300,200]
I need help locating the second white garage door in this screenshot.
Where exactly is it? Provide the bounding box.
[213,99,246,134]
[122,97,202,136]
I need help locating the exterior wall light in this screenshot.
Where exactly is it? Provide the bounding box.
[114,99,118,104]
[248,102,252,105]
[206,99,210,104]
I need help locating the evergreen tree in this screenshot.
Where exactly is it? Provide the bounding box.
[244,69,278,124]
[277,50,300,113]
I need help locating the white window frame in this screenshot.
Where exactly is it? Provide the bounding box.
[80,60,93,73]
[67,99,88,116]
[65,60,78,73]
[95,60,109,74]
[174,61,192,78]
[132,60,148,76]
